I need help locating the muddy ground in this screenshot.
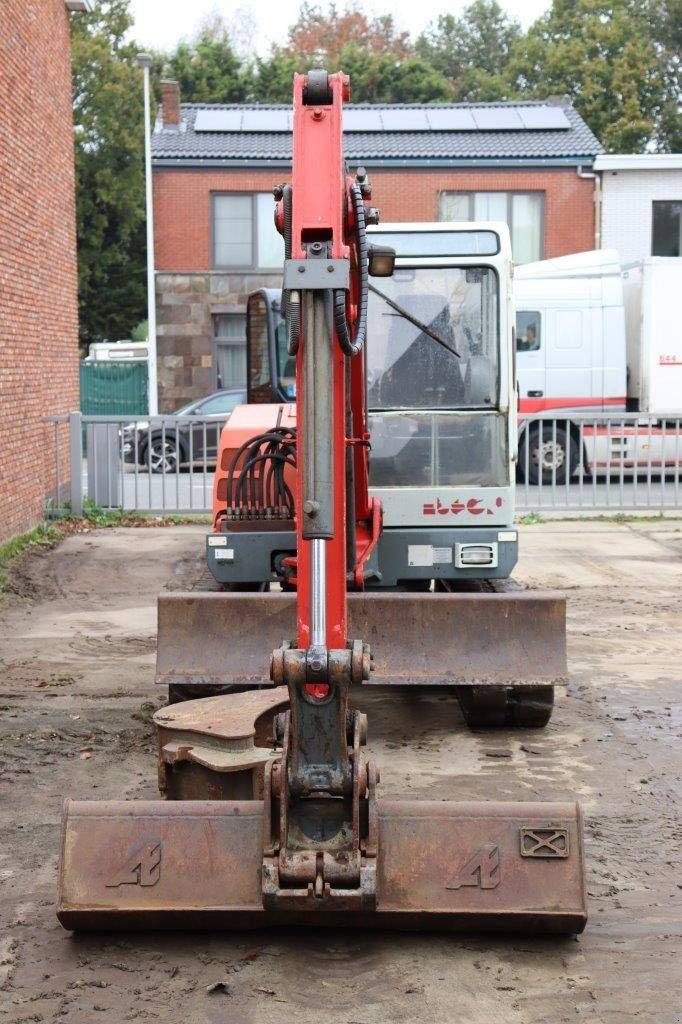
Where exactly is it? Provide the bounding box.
[0,521,680,1023]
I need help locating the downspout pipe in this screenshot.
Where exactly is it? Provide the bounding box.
[576,164,601,249]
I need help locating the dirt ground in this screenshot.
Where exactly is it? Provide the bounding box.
[0,521,680,1024]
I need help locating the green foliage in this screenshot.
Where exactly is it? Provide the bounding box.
[517,511,543,525]
[164,24,248,102]
[81,498,125,527]
[249,52,301,103]
[72,0,146,346]
[416,1,521,101]
[251,4,452,104]
[648,0,682,151]
[0,525,61,589]
[506,0,668,152]
[131,320,148,341]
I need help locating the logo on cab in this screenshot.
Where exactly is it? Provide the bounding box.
[423,496,504,517]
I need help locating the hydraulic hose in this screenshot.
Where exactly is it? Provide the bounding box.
[335,182,368,357]
[281,185,300,356]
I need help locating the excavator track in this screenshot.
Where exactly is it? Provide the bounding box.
[435,578,555,728]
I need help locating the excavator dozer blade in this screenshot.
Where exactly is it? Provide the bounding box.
[156,590,567,692]
[58,798,586,934]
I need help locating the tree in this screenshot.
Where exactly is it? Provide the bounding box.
[249,51,301,103]
[164,15,248,103]
[649,0,682,151]
[251,2,452,104]
[417,1,521,101]
[72,0,147,346]
[507,0,668,152]
[283,2,411,64]
[337,47,452,103]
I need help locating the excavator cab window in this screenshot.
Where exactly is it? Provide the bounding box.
[366,265,507,488]
[275,318,296,400]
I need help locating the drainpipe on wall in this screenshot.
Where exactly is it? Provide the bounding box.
[576,164,601,249]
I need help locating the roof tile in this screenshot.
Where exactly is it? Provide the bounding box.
[152,101,603,163]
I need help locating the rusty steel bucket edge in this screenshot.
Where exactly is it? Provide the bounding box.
[57,796,587,935]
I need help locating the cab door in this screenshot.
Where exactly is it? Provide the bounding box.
[546,307,592,401]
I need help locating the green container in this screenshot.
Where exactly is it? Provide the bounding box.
[80,361,148,417]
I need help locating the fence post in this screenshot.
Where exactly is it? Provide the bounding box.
[69,411,83,517]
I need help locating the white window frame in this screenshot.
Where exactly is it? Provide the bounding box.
[212,192,283,271]
[438,191,545,263]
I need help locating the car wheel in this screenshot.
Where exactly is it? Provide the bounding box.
[523,425,578,485]
[144,434,184,474]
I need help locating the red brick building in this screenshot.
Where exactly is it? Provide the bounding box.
[0,0,84,541]
[151,86,603,409]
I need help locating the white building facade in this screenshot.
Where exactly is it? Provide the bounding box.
[595,154,682,265]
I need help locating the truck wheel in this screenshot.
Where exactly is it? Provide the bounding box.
[456,685,554,728]
[524,425,577,485]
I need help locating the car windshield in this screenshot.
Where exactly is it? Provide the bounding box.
[197,392,243,414]
[366,266,499,411]
[173,400,197,416]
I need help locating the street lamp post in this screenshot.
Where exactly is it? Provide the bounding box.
[136,53,158,416]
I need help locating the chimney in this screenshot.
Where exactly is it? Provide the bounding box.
[161,80,181,127]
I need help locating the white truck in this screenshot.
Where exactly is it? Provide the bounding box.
[514,251,682,483]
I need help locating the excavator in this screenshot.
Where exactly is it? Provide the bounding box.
[58,70,586,932]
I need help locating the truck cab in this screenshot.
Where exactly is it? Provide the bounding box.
[209,222,518,586]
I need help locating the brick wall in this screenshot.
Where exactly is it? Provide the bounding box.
[153,166,595,271]
[0,0,79,541]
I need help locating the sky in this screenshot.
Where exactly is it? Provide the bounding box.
[127,0,550,56]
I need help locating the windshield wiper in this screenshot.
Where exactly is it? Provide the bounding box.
[368,283,461,359]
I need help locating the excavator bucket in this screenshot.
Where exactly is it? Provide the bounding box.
[58,798,586,933]
[58,690,586,934]
[155,590,567,693]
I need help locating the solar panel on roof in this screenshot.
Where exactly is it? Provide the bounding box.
[344,109,383,131]
[194,110,243,132]
[380,110,431,131]
[191,104,573,135]
[472,107,524,130]
[241,109,290,131]
[426,109,477,131]
[519,106,570,129]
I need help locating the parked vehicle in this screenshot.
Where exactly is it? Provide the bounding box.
[121,388,246,472]
[85,340,150,362]
[515,251,682,483]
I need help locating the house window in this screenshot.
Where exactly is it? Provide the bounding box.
[652,200,682,257]
[439,191,543,264]
[212,193,284,269]
[213,313,247,389]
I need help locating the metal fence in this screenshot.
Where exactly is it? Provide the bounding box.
[516,411,682,512]
[43,410,682,518]
[43,412,222,517]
